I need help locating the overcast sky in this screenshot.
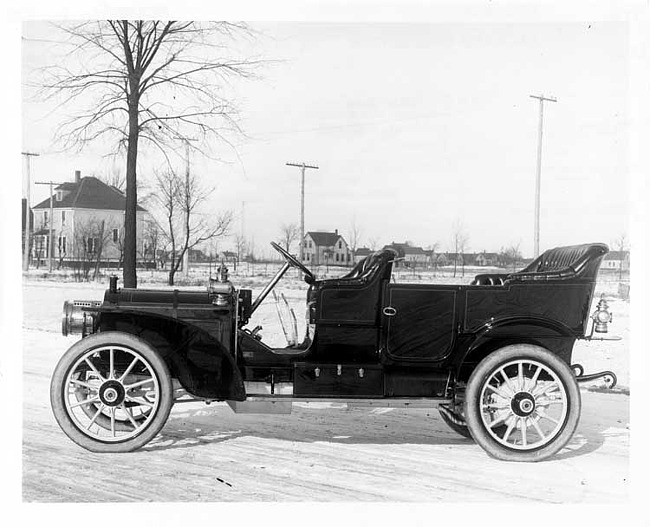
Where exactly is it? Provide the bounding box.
[21,19,630,258]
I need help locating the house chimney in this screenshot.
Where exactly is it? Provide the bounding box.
[75,170,81,183]
[335,229,338,235]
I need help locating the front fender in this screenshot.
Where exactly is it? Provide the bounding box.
[96,309,245,401]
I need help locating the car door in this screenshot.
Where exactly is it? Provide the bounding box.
[382,284,458,361]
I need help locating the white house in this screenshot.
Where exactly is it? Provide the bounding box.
[302,230,351,266]
[31,171,153,268]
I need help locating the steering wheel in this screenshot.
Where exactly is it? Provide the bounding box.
[271,241,315,282]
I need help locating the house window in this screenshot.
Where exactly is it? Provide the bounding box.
[58,236,67,255]
[35,235,45,253]
[309,241,313,249]
[338,241,342,249]
[306,253,310,261]
[61,211,66,226]
[56,191,63,202]
[86,237,98,254]
[335,253,339,262]
[43,211,48,227]
[113,228,119,243]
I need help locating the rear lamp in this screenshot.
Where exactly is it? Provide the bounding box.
[591,295,613,333]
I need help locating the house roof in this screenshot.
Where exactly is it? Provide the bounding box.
[354,247,372,256]
[33,177,146,212]
[403,246,426,255]
[306,231,345,247]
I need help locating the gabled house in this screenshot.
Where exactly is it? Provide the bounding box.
[403,245,428,267]
[303,230,351,265]
[475,252,500,267]
[31,170,153,268]
[383,241,427,268]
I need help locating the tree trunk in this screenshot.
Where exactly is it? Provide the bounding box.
[123,101,139,288]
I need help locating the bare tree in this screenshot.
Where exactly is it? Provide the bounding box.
[233,234,249,269]
[278,223,299,252]
[499,243,523,272]
[428,241,440,275]
[348,219,362,255]
[451,220,469,278]
[72,216,113,281]
[38,21,260,288]
[140,219,161,270]
[613,233,629,280]
[153,168,232,285]
[95,165,126,193]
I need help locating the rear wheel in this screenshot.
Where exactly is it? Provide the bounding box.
[464,344,580,462]
[51,332,173,453]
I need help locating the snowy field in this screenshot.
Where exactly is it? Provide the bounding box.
[22,265,630,503]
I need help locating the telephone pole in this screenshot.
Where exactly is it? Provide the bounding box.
[530,94,557,258]
[286,162,319,262]
[21,151,39,271]
[35,179,57,272]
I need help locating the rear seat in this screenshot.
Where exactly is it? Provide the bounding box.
[471,243,609,285]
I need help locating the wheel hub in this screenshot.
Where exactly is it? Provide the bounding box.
[99,380,126,407]
[511,392,536,417]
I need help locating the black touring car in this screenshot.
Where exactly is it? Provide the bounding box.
[51,241,618,461]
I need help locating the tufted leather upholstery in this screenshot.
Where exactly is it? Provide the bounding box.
[324,249,397,285]
[471,243,609,285]
[509,243,609,282]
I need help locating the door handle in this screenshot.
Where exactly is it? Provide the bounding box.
[383,306,397,317]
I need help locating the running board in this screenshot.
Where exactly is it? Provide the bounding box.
[226,395,452,414]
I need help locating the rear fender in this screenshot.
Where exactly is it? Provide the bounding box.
[97,310,245,401]
[455,316,577,382]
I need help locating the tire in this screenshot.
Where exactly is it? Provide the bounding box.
[464,344,581,462]
[50,331,174,453]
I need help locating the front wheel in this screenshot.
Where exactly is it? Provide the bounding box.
[50,332,173,453]
[464,344,581,462]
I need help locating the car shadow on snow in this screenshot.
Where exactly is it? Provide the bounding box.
[549,390,629,461]
[143,405,474,452]
[144,391,629,460]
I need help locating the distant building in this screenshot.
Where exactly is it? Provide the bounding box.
[353,247,372,264]
[220,250,238,265]
[403,245,428,267]
[445,252,477,267]
[602,251,630,272]
[188,248,209,263]
[475,252,500,266]
[31,170,153,268]
[303,230,351,265]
